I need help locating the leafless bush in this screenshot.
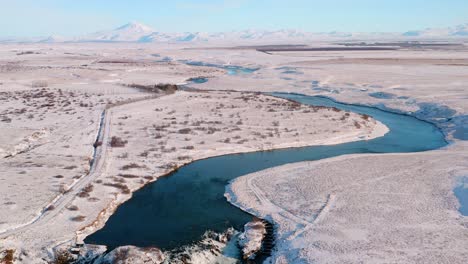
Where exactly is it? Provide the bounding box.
[67,205,79,211]
[110,136,127,147]
[118,174,139,179]
[50,250,74,264]
[161,146,176,153]
[237,139,249,144]
[70,215,86,222]
[77,184,93,198]
[17,51,37,55]
[125,83,178,94]
[183,145,194,150]
[177,156,191,160]
[178,128,192,134]
[1,249,15,264]
[340,113,350,121]
[207,127,221,134]
[354,121,362,129]
[103,183,130,194]
[159,163,178,171]
[361,114,371,121]
[121,163,145,170]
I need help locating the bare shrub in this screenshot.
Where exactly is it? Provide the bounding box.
[361,114,371,121]
[354,121,362,129]
[177,156,191,160]
[50,250,74,264]
[118,174,139,179]
[67,205,79,211]
[159,163,178,171]
[121,163,145,170]
[110,136,127,148]
[178,128,192,134]
[183,145,194,150]
[17,51,37,55]
[103,183,130,194]
[70,215,86,222]
[77,184,93,198]
[1,249,15,264]
[161,147,176,153]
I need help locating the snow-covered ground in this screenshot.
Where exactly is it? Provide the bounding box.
[0,41,467,263]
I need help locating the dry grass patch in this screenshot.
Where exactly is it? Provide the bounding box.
[1,249,15,264]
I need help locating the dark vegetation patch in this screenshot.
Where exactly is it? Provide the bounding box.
[118,174,140,179]
[103,182,130,194]
[124,83,178,94]
[77,184,94,198]
[110,136,128,148]
[70,215,86,222]
[50,250,74,264]
[1,249,15,264]
[121,163,146,170]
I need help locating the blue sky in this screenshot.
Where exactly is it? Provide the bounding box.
[1,0,467,37]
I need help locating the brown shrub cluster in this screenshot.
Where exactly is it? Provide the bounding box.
[110,136,128,148]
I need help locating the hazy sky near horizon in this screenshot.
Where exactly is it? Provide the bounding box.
[1,0,467,37]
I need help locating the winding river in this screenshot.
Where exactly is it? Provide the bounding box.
[85,92,447,260]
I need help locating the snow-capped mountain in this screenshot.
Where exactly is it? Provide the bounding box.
[79,22,155,42]
[453,24,468,36]
[38,35,69,43]
[403,23,468,37]
[3,22,468,44]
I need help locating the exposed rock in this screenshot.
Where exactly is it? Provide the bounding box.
[97,246,165,264]
[238,218,267,260]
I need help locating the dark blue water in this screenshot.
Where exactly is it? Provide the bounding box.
[179,60,259,76]
[85,93,447,252]
[187,77,209,84]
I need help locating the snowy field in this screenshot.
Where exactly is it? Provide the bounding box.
[0,40,467,263]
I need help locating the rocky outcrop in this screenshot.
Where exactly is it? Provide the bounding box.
[238,219,267,260]
[95,246,165,264]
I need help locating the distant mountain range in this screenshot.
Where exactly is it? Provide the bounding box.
[2,22,468,44]
[403,24,468,37]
